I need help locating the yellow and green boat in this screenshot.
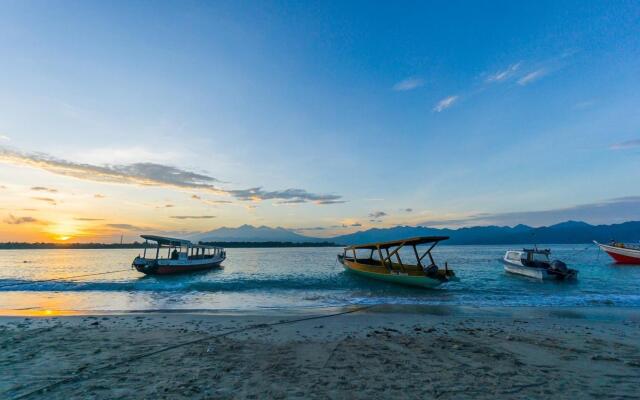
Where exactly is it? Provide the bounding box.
[337,236,458,288]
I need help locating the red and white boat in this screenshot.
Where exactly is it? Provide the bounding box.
[132,235,226,275]
[594,241,640,264]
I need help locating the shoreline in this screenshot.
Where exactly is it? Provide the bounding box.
[1,304,640,320]
[2,305,640,398]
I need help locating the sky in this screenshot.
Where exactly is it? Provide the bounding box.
[0,0,639,242]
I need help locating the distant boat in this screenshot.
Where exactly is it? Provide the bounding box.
[594,241,640,264]
[337,236,458,288]
[502,248,577,280]
[132,235,225,275]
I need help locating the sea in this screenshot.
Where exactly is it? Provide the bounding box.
[1,245,639,314]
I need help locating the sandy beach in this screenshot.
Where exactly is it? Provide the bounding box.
[1,306,639,399]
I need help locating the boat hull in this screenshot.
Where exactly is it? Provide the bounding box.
[133,257,224,275]
[594,241,640,264]
[503,262,550,280]
[340,258,450,288]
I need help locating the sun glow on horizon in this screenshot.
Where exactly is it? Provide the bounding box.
[46,221,82,242]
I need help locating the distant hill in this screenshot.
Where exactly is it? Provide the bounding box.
[190,221,640,245]
[191,224,323,243]
[330,221,640,245]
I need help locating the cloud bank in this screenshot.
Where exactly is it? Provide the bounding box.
[0,147,344,205]
[420,196,640,227]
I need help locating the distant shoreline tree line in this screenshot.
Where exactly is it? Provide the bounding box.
[0,241,342,249]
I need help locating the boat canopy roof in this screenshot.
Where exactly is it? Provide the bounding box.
[141,235,191,246]
[140,235,224,250]
[345,236,449,250]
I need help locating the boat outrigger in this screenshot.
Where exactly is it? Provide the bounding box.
[132,235,225,275]
[503,248,577,280]
[594,241,640,264]
[337,236,458,288]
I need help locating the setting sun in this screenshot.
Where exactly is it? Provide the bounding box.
[46,221,81,242]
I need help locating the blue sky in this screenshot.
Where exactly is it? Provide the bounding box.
[0,1,639,241]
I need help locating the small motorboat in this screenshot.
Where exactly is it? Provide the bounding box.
[132,235,225,275]
[502,248,577,280]
[594,241,640,264]
[337,236,458,288]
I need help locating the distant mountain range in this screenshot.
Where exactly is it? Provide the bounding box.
[192,221,640,245]
[193,224,314,243]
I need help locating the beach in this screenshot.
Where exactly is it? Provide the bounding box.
[2,306,639,399]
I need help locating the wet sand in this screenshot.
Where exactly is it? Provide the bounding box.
[1,306,639,399]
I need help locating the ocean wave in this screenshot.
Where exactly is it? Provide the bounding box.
[0,274,364,293]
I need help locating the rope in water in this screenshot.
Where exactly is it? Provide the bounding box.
[0,268,132,289]
[10,305,374,400]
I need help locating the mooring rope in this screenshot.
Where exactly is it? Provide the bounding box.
[9,305,374,399]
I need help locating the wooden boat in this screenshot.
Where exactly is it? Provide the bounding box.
[503,248,577,280]
[594,241,640,264]
[132,235,225,275]
[337,236,458,288]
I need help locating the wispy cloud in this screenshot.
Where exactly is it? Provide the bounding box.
[31,186,58,193]
[610,139,640,150]
[368,211,387,219]
[4,214,44,225]
[368,211,387,222]
[433,96,458,112]
[294,226,328,231]
[0,135,10,141]
[74,217,104,221]
[0,147,344,205]
[517,68,547,86]
[169,215,216,219]
[486,62,521,83]
[573,100,595,110]
[229,187,344,205]
[404,208,413,213]
[105,223,147,231]
[32,197,57,205]
[393,77,425,91]
[94,194,106,199]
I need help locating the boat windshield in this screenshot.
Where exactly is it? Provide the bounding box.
[531,252,549,262]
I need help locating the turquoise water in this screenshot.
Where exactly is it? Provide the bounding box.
[0,245,639,312]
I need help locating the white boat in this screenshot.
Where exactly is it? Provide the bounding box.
[593,241,640,264]
[502,248,577,280]
[132,235,225,275]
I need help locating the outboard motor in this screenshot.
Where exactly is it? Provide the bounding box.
[425,264,439,277]
[550,260,568,273]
